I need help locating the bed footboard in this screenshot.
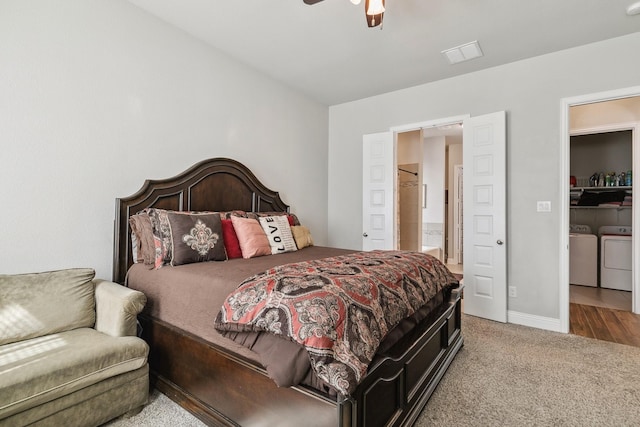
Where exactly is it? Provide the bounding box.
[346,284,464,427]
[140,284,463,427]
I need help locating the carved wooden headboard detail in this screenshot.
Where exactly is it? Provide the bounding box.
[113,157,289,284]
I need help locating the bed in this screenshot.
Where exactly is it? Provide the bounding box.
[113,157,463,427]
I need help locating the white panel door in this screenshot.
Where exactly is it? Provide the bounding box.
[453,164,463,264]
[463,111,507,322]
[362,132,395,251]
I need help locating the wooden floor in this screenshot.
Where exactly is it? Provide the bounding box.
[570,303,640,347]
[569,285,631,311]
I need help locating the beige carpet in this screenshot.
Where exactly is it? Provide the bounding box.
[107,315,640,426]
[102,389,205,427]
[417,315,640,426]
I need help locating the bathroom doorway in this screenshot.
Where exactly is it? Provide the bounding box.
[396,124,464,274]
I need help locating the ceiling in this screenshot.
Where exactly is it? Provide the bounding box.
[128,0,640,106]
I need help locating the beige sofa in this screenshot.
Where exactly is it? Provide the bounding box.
[0,268,149,427]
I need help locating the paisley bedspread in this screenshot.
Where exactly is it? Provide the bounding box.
[214,250,458,396]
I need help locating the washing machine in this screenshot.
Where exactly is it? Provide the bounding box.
[599,226,632,291]
[569,224,597,287]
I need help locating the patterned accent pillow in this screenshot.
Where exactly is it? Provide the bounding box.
[221,219,243,259]
[291,225,314,249]
[218,210,247,220]
[258,216,298,254]
[145,208,228,268]
[230,216,271,259]
[166,212,227,265]
[130,222,141,263]
[145,208,173,267]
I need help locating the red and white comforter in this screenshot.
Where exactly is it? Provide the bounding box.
[214,250,458,396]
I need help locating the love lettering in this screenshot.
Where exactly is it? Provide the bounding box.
[265,217,285,251]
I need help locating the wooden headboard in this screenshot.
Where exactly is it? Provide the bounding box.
[113,158,289,284]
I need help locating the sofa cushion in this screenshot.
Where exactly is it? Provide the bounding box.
[0,268,96,346]
[0,328,149,419]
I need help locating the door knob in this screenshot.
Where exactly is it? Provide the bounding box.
[497,239,504,245]
[363,233,368,237]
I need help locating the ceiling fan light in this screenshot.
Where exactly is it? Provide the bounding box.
[366,0,385,15]
[350,0,362,4]
[365,0,385,27]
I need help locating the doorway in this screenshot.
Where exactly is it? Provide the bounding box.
[568,124,637,345]
[363,111,507,322]
[560,87,640,336]
[395,124,464,273]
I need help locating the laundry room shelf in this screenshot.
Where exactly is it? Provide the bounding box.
[571,186,632,191]
[569,206,631,209]
[570,186,632,209]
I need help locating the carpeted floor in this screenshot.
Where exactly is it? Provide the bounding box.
[417,315,640,426]
[107,315,640,426]
[103,389,205,427]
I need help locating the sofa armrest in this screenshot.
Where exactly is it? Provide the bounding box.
[94,279,146,337]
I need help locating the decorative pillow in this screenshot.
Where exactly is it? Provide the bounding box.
[258,216,298,254]
[130,226,140,263]
[230,216,272,259]
[146,208,228,268]
[219,210,247,220]
[291,225,314,249]
[145,208,173,267]
[129,213,157,266]
[221,219,243,259]
[166,212,227,265]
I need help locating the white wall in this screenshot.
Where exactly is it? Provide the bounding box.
[0,0,329,280]
[328,32,640,320]
[571,97,640,131]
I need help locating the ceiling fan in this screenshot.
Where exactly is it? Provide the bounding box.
[303,0,386,28]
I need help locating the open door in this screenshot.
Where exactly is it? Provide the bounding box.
[362,131,395,250]
[453,164,463,264]
[462,111,507,322]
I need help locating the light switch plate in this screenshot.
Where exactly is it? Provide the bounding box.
[537,201,551,212]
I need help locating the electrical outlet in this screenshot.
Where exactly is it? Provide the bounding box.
[536,201,551,212]
[508,286,517,298]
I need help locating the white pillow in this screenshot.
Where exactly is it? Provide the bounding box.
[258,215,298,254]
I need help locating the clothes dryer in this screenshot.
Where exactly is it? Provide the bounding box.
[599,226,632,291]
[569,228,597,287]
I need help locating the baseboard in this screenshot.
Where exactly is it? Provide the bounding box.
[507,310,563,333]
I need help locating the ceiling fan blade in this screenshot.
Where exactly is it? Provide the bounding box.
[303,0,325,4]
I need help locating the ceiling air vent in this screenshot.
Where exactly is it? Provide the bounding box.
[441,41,483,65]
